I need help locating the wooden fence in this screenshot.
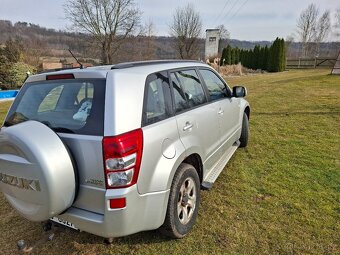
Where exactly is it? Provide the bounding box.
[286,58,336,69]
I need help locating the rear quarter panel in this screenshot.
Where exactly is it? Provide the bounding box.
[104,70,146,136]
[138,117,186,194]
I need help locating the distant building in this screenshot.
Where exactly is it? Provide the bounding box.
[41,62,62,70]
[41,62,93,70]
[65,63,94,68]
[205,29,220,60]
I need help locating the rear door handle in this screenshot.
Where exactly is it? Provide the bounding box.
[218,109,224,115]
[183,122,193,131]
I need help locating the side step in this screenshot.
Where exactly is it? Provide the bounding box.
[201,141,240,190]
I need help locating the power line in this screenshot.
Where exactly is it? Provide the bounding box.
[214,0,232,26]
[221,0,240,22]
[228,0,249,22]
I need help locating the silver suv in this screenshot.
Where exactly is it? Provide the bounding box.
[0,60,250,239]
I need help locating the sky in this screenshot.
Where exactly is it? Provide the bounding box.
[0,0,339,41]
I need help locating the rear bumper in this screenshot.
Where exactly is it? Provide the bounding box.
[58,185,170,238]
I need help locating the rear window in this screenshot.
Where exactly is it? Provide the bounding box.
[5,79,106,136]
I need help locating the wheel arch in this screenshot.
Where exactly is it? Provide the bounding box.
[244,106,250,119]
[182,153,203,184]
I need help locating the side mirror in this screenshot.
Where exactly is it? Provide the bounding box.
[232,86,247,98]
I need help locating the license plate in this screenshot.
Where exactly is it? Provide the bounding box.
[50,217,78,230]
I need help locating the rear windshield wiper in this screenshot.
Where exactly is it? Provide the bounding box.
[52,127,75,134]
[4,112,29,127]
[39,121,74,134]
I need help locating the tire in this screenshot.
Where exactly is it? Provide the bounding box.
[0,120,76,221]
[239,112,249,148]
[160,163,200,238]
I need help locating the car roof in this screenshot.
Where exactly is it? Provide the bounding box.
[26,60,211,83]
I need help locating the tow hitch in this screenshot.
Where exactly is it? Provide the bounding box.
[16,221,64,253]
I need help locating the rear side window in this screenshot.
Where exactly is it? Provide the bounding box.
[143,72,171,126]
[171,70,206,109]
[199,69,227,101]
[171,73,189,112]
[5,79,105,136]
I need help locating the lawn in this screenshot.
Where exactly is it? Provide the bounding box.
[0,69,339,254]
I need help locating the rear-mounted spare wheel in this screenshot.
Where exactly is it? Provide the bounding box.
[0,120,76,221]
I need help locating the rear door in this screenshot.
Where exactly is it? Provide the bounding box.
[170,69,221,176]
[4,78,107,215]
[198,68,241,151]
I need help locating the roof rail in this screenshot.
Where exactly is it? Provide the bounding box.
[111,60,203,69]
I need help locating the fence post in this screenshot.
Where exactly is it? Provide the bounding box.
[298,58,301,69]
[314,58,317,68]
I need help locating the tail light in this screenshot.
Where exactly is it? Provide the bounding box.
[102,129,143,189]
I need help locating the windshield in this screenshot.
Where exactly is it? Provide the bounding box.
[5,79,106,136]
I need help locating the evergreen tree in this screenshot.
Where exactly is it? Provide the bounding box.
[259,47,264,70]
[253,45,260,69]
[231,48,236,64]
[226,45,232,65]
[268,38,279,72]
[239,49,244,66]
[220,47,227,66]
[263,45,269,71]
[0,38,26,89]
[268,37,286,72]
[235,47,240,64]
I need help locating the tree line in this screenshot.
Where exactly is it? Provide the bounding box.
[220,38,286,72]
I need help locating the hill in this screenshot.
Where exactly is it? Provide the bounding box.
[0,20,339,64]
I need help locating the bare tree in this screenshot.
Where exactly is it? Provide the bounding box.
[140,20,156,60]
[216,24,230,53]
[216,24,230,40]
[169,3,202,59]
[64,0,141,64]
[334,9,340,40]
[296,4,331,57]
[132,20,156,61]
[296,4,319,57]
[285,34,296,58]
[314,11,331,54]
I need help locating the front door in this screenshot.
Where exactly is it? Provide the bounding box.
[170,69,221,176]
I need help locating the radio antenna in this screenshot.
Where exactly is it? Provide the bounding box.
[68,49,84,69]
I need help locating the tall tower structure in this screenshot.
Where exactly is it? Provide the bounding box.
[205,29,220,60]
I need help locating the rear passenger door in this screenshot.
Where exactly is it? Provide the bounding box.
[199,68,240,151]
[170,69,221,175]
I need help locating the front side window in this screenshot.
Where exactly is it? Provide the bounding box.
[199,69,227,101]
[5,79,105,135]
[143,72,171,125]
[173,70,206,108]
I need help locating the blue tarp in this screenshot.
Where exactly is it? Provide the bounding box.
[0,90,19,99]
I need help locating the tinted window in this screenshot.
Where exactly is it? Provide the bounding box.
[174,70,206,107]
[143,72,171,125]
[171,73,188,112]
[5,79,105,136]
[199,69,227,101]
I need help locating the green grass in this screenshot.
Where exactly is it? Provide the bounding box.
[0,70,339,254]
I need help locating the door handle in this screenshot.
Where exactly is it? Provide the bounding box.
[183,122,193,131]
[218,109,224,115]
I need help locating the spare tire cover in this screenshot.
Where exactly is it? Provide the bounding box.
[0,121,76,221]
